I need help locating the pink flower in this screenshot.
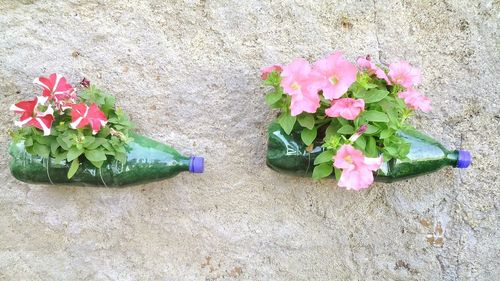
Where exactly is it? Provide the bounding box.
[398,89,431,112]
[280,58,320,115]
[333,144,383,190]
[311,52,357,100]
[261,64,283,80]
[280,58,314,96]
[290,90,321,116]
[10,96,54,136]
[357,56,391,85]
[325,98,365,120]
[69,103,108,134]
[34,73,76,103]
[388,61,421,88]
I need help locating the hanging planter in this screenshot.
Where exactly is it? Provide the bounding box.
[262,52,471,190]
[8,74,203,187]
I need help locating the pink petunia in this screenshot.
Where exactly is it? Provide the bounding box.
[280,58,320,115]
[69,103,108,135]
[289,89,321,116]
[357,56,391,85]
[311,52,357,100]
[325,98,365,120]
[34,73,76,103]
[333,144,383,190]
[10,96,54,136]
[280,58,314,96]
[388,61,421,88]
[261,64,283,80]
[398,88,431,112]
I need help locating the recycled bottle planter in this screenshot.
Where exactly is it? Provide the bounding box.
[266,122,471,182]
[9,132,204,187]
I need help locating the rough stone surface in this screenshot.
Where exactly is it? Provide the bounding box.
[0,0,498,280]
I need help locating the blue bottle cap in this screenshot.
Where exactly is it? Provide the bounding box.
[457,150,472,168]
[189,156,204,173]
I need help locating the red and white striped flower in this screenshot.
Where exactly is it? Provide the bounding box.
[69,103,108,135]
[34,73,76,105]
[10,96,54,136]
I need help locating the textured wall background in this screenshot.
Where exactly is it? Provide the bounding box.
[0,0,498,280]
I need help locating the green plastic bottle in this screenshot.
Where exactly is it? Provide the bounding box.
[8,132,204,187]
[266,122,471,182]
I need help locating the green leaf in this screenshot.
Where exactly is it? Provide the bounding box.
[24,137,33,147]
[33,134,50,145]
[101,95,116,114]
[354,135,366,150]
[365,124,379,135]
[324,120,340,138]
[352,86,367,98]
[50,142,60,155]
[82,136,95,147]
[54,151,67,164]
[323,134,342,150]
[67,158,79,179]
[363,110,389,122]
[67,147,84,162]
[385,109,399,124]
[90,160,104,168]
[380,129,394,139]
[314,150,335,165]
[384,146,398,156]
[113,145,127,154]
[84,149,107,162]
[115,152,127,163]
[360,89,389,103]
[86,138,107,150]
[56,135,71,150]
[278,113,296,135]
[297,114,315,130]
[366,136,378,157]
[337,125,355,135]
[334,168,342,181]
[337,118,349,126]
[263,71,282,86]
[265,91,282,106]
[398,142,411,158]
[33,143,50,158]
[301,127,317,146]
[101,142,112,151]
[383,153,393,162]
[312,163,333,179]
[354,115,367,128]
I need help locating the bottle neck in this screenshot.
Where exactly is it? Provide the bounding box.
[446,150,460,167]
[179,157,191,172]
[178,156,205,173]
[447,150,472,168]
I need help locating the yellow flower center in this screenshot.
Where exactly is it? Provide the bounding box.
[344,155,353,164]
[291,82,301,91]
[330,75,338,85]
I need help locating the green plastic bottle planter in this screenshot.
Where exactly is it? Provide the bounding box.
[266,122,471,182]
[9,132,204,187]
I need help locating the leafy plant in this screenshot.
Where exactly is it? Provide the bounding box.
[262,53,431,190]
[9,74,133,179]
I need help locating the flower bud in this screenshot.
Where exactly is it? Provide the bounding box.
[80,78,90,88]
[349,124,368,142]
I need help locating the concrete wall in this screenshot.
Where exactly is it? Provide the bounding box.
[0,0,498,280]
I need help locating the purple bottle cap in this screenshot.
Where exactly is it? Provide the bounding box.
[457,150,472,169]
[189,156,204,173]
